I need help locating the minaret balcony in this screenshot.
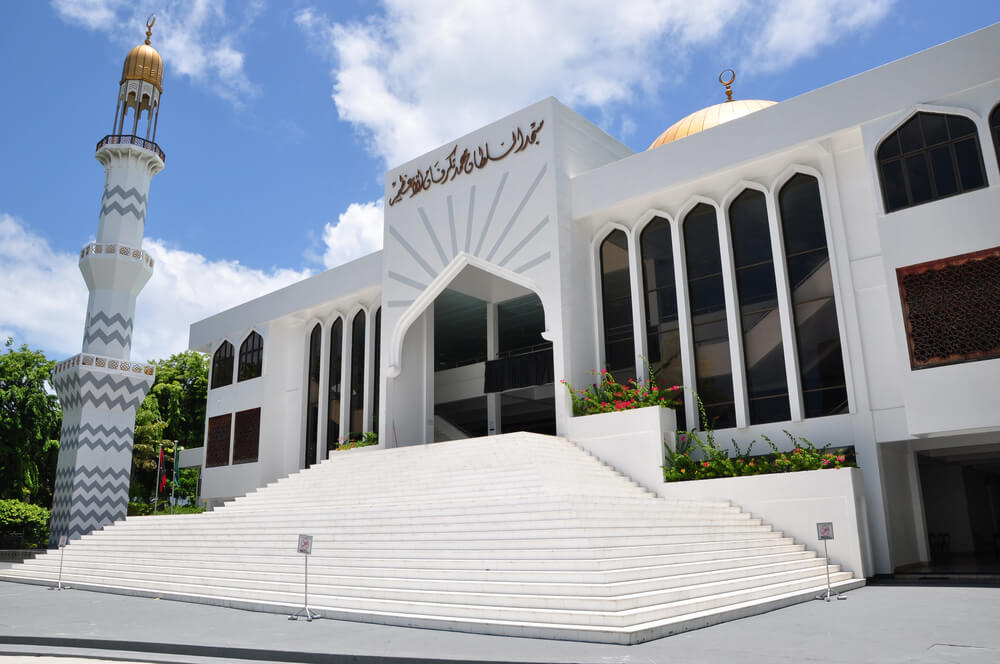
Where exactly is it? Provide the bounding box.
[96,134,166,162]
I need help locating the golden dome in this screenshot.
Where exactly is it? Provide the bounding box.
[121,17,163,92]
[647,70,775,150]
[648,99,777,149]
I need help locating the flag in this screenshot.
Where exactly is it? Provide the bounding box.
[158,447,167,492]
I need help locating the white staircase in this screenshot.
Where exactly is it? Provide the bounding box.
[0,433,863,644]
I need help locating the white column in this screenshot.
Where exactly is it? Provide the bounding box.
[716,204,749,429]
[486,302,500,435]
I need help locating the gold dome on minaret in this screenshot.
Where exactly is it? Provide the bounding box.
[648,70,775,149]
[121,16,163,92]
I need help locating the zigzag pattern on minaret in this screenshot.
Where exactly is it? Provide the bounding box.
[58,423,134,453]
[100,185,147,220]
[56,373,150,412]
[84,311,133,348]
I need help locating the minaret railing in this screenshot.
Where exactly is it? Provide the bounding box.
[96,133,166,162]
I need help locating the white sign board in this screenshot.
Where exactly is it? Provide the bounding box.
[297,534,313,555]
[816,522,835,541]
[58,535,67,548]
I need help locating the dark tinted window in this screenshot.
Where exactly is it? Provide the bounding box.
[683,204,735,429]
[372,308,381,432]
[210,341,234,389]
[349,311,366,439]
[779,174,848,418]
[304,324,321,468]
[237,331,263,382]
[639,217,685,429]
[877,112,987,212]
[600,230,635,382]
[729,190,790,424]
[326,318,343,454]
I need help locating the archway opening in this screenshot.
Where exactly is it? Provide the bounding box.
[394,264,555,444]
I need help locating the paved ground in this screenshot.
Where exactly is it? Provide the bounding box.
[1,581,999,663]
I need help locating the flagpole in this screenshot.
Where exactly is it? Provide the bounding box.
[153,443,162,516]
[170,443,177,515]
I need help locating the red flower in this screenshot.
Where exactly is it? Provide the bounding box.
[670,385,680,391]
[701,462,709,467]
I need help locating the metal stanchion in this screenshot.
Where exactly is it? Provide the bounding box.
[49,535,69,591]
[289,534,320,621]
[815,522,846,602]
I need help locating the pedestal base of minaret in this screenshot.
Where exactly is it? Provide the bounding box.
[49,354,155,545]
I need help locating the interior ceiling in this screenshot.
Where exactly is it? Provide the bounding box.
[919,442,1000,471]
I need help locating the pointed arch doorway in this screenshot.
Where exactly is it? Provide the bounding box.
[385,258,556,446]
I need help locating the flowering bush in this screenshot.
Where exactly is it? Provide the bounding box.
[561,369,681,416]
[334,431,378,451]
[662,395,856,482]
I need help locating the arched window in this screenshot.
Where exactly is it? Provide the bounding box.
[372,307,381,432]
[349,311,366,440]
[683,204,736,429]
[639,217,685,429]
[990,103,1000,170]
[729,190,790,424]
[877,111,987,213]
[210,341,234,389]
[599,230,635,382]
[778,174,848,418]
[237,331,263,381]
[304,324,321,468]
[326,318,343,454]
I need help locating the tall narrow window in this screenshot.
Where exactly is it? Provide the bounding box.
[599,230,635,382]
[729,190,790,424]
[372,307,381,432]
[779,174,848,418]
[683,204,736,429]
[210,341,233,389]
[877,111,987,213]
[326,318,343,454]
[237,331,263,381]
[990,103,1000,170]
[640,217,685,430]
[349,311,366,439]
[304,324,321,468]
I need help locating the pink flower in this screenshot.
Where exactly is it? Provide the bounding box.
[702,462,710,467]
[670,385,680,391]
[837,455,846,462]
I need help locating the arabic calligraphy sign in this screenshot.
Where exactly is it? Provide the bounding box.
[388,120,544,207]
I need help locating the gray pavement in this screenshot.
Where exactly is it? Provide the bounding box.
[1,581,999,663]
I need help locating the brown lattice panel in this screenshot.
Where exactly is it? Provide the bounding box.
[232,408,261,464]
[206,414,232,467]
[897,246,1000,369]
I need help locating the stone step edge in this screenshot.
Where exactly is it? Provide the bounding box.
[0,575,863,645]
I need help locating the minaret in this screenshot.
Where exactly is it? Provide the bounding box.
[50,18,165,544]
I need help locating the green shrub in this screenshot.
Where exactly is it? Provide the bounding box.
[128,501,205,516]
[663,393,856,482]
[0,499,50,548]
[335,432,378,451]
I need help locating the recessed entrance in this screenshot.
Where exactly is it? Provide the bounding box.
[432,285,554,440]
[900,443,1000,581]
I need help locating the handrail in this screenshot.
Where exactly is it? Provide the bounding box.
[96,134,166,162]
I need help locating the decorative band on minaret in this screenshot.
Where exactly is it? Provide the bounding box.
[50,17,165,545]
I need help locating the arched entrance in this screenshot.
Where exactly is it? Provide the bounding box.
[384,258,556,446]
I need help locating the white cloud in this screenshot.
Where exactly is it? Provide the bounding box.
[296,0,896,167]
[0,214,309,362]
[52,0,260,104]
[322,200,384,269]
[747,0,895,72]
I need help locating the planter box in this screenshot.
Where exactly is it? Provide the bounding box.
[562,405,676,496]
[656,467,874,578]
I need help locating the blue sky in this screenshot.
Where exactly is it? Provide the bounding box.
[1,0,998,363]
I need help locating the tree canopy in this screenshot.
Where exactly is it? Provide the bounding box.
[0,339,61,507]
[130,351,208,503]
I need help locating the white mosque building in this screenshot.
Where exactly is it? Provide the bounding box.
[187,24,1000,579]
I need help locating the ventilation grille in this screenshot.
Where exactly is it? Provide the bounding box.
[897,247,1000,369]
